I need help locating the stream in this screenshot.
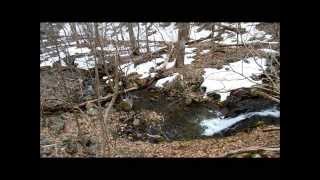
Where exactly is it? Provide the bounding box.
[128,88,280,141]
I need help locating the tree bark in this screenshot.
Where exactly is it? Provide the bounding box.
[127,23,139,55]
[137,23,140,50]
[145,23,150,53]
[175,23,189,68]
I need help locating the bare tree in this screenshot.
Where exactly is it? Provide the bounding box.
[175,23,190,68]
[144,23,150,53]
[69,23,80,46]
[127,23,140,55]
[211,23,216,51]
[137,23,140,50]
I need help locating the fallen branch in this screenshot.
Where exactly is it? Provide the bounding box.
[78,86,139,108]
[263,127,280,132]
[255,90,280,103]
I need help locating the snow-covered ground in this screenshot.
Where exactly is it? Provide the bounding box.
[120,55,167,79]
[217,23,273,45]
[201,57,268,101]
[41,22,277,76]
[184,47,197,64]
[40,44,94,70]
[189,25,212,40]
[200,49,210,55]
[200,107,280,136]
[155,73,180,88]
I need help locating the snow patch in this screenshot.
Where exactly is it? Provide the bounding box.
[189,26,211,40]
[218,23,273,45]
[200,57,267,101]
[200,49,210,54]
[184,47,197,64]
[155,73,180,88]
[74,56,95,70]
[120,56,166,79]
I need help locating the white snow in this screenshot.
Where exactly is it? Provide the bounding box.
[189,25,211,40]
[120,55,166,79]
[67,46,91,55]
[200,49,210,54]
[155,73,180,88]
[184,47,197,64]
[200,107,280,136]
[59,23,72,37]
[218,23,273,45]
[166,60,176,69]
[74,56,95,70]
[151,23,178,42]
[96,44,115,51]
[200,57,267,101]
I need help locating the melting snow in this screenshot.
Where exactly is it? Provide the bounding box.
[201,57,267,101]
[184,47,197,64]
[155,73,180,88]
[200,107,280,136]
[189,25,211,40]
[120,55,166,79]
[75,56,95,70]
[218,23,273,45]
[200,49,210,54]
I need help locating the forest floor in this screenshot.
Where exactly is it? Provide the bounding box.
[40,23,280,158]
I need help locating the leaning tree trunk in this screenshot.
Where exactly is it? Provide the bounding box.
[127,23,139,55]
[175,23,189,68]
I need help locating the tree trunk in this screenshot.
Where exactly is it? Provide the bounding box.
[145,23,150,53]
[175,23,189,68]
[127,23,139,55]
[137,23,140,50]
[69,23,79,46]
[211,23,216,51]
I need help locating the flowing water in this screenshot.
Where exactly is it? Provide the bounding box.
[129,89,280,141]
